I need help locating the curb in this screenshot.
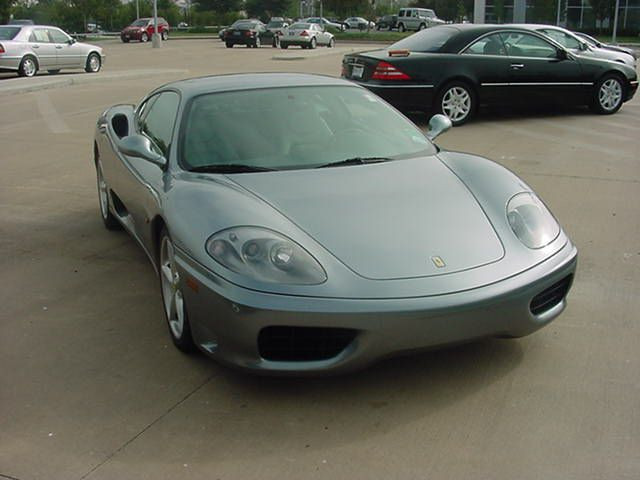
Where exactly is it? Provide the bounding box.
[0,69,189,97]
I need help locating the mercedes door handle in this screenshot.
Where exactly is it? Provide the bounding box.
[55,46,63,49]
[510,63,525,70]
[32,44,40,49]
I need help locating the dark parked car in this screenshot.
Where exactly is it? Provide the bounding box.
[223,19,277,48]
[342,24,639,125]
[574,31,637,60]
[376,15,398,31]
[120,17,169,43]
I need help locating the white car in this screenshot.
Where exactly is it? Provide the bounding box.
[343,17,375,30]
[280,23,335,49]
[396,8,445,32]
[0,24,104,77]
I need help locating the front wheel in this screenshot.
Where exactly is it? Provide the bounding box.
[591,74,624,114]
[96,160,121,231]
[328,38,335,48]
[226,42,233,48]
[436,82,476,126]
[161,30,168,41]
[398,23,406,32]
[141,32,149,42]
[85,53,101,73]
[419,23,426,30]
[310,37,317,49]
[254,36,261,48]
[272,36,280,48]
[280,43,288,49]
[159,229,196,353]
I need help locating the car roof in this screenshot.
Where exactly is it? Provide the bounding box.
[157,73,354,98]
[433,24,562,52]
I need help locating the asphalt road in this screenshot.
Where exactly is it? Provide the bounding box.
[1,39,639,480]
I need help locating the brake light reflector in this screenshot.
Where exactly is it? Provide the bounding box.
[0,44,4,54]
[300,30,309,37]
[372,61,411,81]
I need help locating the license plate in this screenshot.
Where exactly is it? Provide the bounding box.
[289,31,297,36]
[233,31,240,36]
[352,64,364,79]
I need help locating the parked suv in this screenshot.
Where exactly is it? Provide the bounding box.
[120,17,169,43]
[397,8,444,32]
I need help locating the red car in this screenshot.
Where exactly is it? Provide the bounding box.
[120,17,169,43]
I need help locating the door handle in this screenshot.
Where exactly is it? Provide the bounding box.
[32,44,40,49]
[510,63,525,70]
[55,46,63,49]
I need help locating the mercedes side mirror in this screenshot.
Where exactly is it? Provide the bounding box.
[557,48,568,60]
[427,114,452,140]
[68,37,76,45]
[119,134,167,168]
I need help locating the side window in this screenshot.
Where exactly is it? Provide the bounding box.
[48,28,69,43]
[399,10,405,17]
[412,10,419,18]
[30,28,51,43]
[139,92,180,156]
[500,32,557,58]
[464,33,507,55]
[541,29,580,50]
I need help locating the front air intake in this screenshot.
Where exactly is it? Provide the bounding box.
[530,275,573,315]
[258,326,357,362]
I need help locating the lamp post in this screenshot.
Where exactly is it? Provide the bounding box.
[152,0,161,48]
[556,0,561,25]
[136,0,139,20]
[612,0,620,43]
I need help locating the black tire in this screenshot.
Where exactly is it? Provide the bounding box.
[121,37,130,43]
[419,23,427,30]
[158,228,196,353]
[328,38,335,48]
[272,36,280,48]
[85,53,101,73]
[376,25,381,31]
[310,37,317,49]
[95,160,121,231]
[48,69,61,74]
[141,32,149,42]
[590,73,625,115]
[398,23,406,32]
[389,26,393,31]
[435,81,477,126]
[161,30,168,41]
[18,55,38,77]
[226,42,233,48]
[254,36,261,48]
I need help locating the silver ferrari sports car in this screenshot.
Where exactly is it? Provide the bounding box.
[94,73,577,374]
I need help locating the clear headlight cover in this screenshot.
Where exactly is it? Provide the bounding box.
[507,192,560,249]
[205,227,327,285]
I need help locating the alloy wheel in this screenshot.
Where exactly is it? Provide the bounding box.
[598,78,622,112]
[23,58,37,77]
[442,86,471,123]
[96,162,109,220]
[88,54,100,72]
[160,236,185,340]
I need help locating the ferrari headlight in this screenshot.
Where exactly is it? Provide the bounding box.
[506,192,560,249]
[206,227,326,285]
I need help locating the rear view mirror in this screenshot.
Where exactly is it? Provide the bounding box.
[119,134,167,168]
[426,114,452,140]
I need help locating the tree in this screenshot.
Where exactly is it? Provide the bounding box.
[0,0,10,24]
[196,0,243,13]
[245,0,293,20]
[589,0,614,32]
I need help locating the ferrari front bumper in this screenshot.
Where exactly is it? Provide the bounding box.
[175,241,577,375]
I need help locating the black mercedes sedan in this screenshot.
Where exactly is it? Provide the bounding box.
[342,24,638,125]
[223,19,277,48]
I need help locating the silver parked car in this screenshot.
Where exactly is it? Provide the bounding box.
[280,23,335,49]
[397,8,445,32]
[94,73,577,374]
[0,24,104,77]
[519,24,636,68]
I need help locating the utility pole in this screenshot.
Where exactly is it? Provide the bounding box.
[612,0,620,43]
[556,0,561,25]
[152,0,161,48]
[136,0,139,20]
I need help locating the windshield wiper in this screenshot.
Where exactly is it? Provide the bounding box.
[189,164,275,173]
[316,157,391,168]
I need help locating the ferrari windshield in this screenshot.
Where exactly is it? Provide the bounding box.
[180,85,436,171]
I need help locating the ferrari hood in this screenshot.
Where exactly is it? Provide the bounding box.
[229,156,504,280]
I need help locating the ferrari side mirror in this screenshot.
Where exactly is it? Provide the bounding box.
[427,114,452,140]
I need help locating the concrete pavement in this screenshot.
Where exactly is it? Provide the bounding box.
[1,39,639,480]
